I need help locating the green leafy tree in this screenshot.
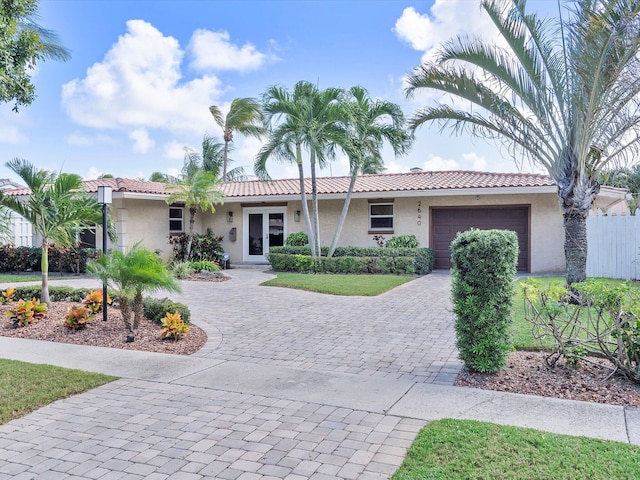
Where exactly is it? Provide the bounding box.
[0,159,111,304]
[88,245,180,330]
[405,0,640,284]
[1,0,70,111]
[165,155,225,259]
[256,81,345,257]
[209,97,265,182]
[327,86,411,257]
[600,164,640,214]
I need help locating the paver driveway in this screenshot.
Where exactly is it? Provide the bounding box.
[182,269,462,385]
[0,269,462,479]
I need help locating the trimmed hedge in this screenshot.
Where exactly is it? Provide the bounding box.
[0,245,99,274]
[267,246,434,275]
[12,286,96,302]
[451,229,518,373]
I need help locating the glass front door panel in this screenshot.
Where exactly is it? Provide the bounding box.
[249,213,263,255]
[269,213,284,248]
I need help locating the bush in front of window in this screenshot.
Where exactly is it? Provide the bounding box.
[285,232,309,246]
[169,228,224,263]
[386,235,420,249]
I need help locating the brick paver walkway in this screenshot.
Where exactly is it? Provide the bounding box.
[0,269,461,479]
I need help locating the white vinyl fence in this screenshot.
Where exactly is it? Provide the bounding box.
[586,210,640,280]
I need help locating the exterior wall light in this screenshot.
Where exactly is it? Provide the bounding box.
[227,211,233,223]
[294,210,301,222]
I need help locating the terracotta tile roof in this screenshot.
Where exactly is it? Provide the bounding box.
[220,170,556,198]
[1,171,556,198]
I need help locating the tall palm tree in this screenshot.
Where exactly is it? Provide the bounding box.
[186,135,250,181]
[165,159,224,259]
[0,159,110,304]
[256,81,345,257]
[209,98,265,182]
[327,86,412,257]
[405,0,640,284]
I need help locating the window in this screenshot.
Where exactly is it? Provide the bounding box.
[369,203,394,231]
[169,207,184,232]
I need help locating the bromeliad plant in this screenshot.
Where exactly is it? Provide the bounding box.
[160,311,189,341]
[64,305,93,330]
[6,298,47,327]
[523,278,640,382]
[82,289,111,314]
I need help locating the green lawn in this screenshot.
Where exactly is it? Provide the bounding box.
[0,359,116,424]
[392,419,640,480]
[0,273,43,283]
[261,273,413,296]
[510,276,640,350]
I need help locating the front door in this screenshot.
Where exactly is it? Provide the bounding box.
[243,207,287,263]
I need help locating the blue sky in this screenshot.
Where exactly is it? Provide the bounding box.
[1,0,556,183]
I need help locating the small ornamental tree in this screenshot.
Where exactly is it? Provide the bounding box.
[451,229,518,373]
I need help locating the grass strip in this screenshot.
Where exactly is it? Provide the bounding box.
[392,419,640,480]
[0,358,116,424]
[261,272,413,296]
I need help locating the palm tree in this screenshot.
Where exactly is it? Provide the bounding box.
[209,98,265,182]
[165,159,224,260]
[327,86,412,257]
[3,2,70,111]
[187,135,250,181]
[0,159,111,304]
[256,81,345,257]
[405,0,640,284]
[88,245,180,330]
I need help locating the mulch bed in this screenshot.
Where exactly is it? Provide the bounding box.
[455,350,640,408]
[0,301,207,355]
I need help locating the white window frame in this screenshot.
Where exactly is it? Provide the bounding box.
[169,206,184,233]
[369,203,394,232]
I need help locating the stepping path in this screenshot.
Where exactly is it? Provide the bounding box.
[0,269,639,479]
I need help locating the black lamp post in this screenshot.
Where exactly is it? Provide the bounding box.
[97,186,112,322]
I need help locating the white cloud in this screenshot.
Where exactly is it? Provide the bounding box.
[0,126,27,144]
[86,166,102,179]
[188,30,271,72]
[62,19,223,134]
[163,140,190,160]
[129,128,155,153]
[66,132,113,146]
[419,152,488,172]
[421,154,459,171]
[394,1,499,63]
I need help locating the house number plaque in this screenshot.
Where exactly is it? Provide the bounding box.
[417,201,422,226]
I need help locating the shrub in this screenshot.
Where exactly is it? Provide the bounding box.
[1,287,16,304]
[0,245,98,273]
[160,311,189,341]
[64,305,93,330]
[451,229,518,373]
[523,278,640,382]
[170,228,224,263]
[285,232,309,246]
[6,298,47,327]
[386,235,420,249]
[414,248,435,275]
[188,260,219,272]
[143,297,191,325]
[171,261,196,279]
[12,286,95,303]
[82,289,111,314]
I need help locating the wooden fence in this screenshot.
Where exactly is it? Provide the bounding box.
[586,210,640,280]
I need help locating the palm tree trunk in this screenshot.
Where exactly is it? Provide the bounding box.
[133,292,143,330]
[120,296,132,330]
[297,160,316,256]
[222,138,230,182]
[40,239,51,305]
[310,151,321,257]
[186,206,197,260]
[328,174,356,258]
[564,212,588,285]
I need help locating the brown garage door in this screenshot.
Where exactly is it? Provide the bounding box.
[431,206,530,272]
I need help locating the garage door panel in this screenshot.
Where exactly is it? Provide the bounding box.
[431,206,529,271]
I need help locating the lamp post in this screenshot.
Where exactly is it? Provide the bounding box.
[97,186,112,322]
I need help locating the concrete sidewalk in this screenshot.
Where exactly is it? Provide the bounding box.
[1,270,639,480]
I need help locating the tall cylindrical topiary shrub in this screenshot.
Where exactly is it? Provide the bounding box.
[451,229,519,373]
